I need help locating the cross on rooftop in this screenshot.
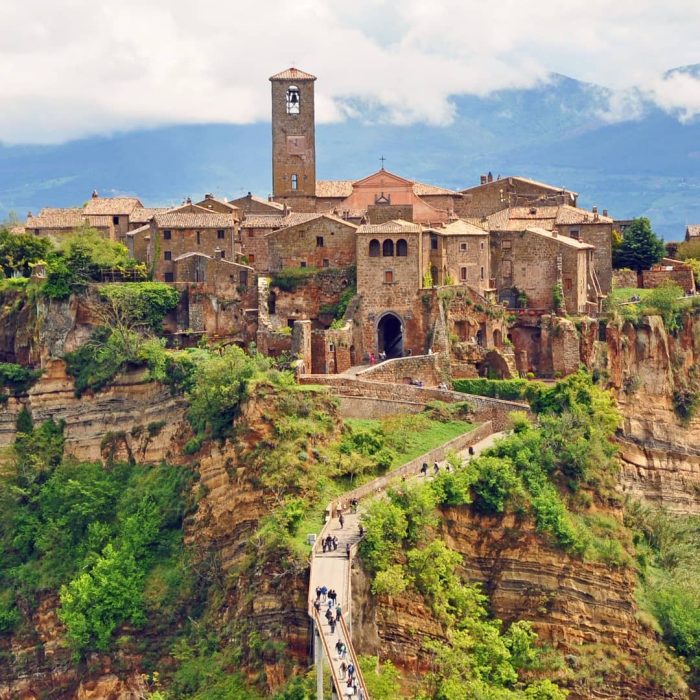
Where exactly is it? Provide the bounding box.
[379,155,386,169]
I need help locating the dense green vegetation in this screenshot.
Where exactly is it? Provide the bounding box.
[453,377,546,402]
[612,217,665,272]
[0,416,195,657]
[0,362,42,402]
[270,266,319,291]
[627,503,700,686]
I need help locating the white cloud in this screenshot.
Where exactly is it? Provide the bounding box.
[0,0,699,143]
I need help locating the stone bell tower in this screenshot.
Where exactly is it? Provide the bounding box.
[270,67,317,207]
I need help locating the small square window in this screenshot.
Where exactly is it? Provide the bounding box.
[300,261,307,268]
[502,240,512,250]
[570,229,580,240]
[384,270,394,284]
[316,236,324,247]
[164,251,172,261]
[112,215,119,225]
[460,242,468,252]
[248,254,255,263]
[164,272,174,282]
[323,259,330,268]
[217,229,225,239]
[163,230,172,240]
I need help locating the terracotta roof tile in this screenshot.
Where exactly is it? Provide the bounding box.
[555,205,613,225]
[486,205,612,231]
[233,194,285,210]
[83,197,142,215]
[241,215,286,229]
[526,226,593,249]
[460,176,578,197]
[154,209,236,229]
[269,67,317,81]
[413,181,461,196]
[432,219,488,236]
[129,207,171,224]
[26,208,84,229]
[357,220,421,235]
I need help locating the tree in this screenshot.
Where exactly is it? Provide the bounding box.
[612,217,665,272]
[0,228,52,277]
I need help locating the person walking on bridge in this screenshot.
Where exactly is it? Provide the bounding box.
[336,604,342,622]
[421,461,428,477]
[339,512,345,529]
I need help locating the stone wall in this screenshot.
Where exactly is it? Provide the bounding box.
[356,353,443,386]
[300,374,529,431]
[612,269,638,288]
[267,217,357,271]
[642,260,696,294]
[336,396,426,418]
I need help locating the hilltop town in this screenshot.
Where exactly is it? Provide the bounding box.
[12,66,695,383]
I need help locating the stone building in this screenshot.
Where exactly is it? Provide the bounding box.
[686,224,700,242]
[423,219,492,293]
[456,175,577,218]
[270,67,318,211]
[83,193,143,241]
[642,258,696,295]
[266,214,358,271]
[25,208,114,241]
[490,227,597,314]
[128,208,169,230]
[484,204,613,294]
[146,204,238,282]
[356,220,425,358]
[230,193,285,215]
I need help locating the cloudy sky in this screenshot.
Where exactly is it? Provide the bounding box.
[1,0,699,144]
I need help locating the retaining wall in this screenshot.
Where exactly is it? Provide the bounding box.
[301,374,529,431]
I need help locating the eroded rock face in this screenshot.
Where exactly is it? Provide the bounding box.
[353,507,687,699]
[0,360,189,464]
[601,315,700,514]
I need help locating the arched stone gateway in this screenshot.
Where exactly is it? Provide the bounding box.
[377,312,403,359]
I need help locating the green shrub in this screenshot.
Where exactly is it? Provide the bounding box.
[453,377,546,401]
[470,456,521,514]
[99,282,180,332]
[672,386,699,424]
[270,266,318,291]
[0,363,42,398]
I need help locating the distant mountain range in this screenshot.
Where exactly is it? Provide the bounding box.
[1,70,699,239]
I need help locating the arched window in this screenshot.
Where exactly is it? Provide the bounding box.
[286,86,300,114]
[369,239,380,257]
[382,239,394,257]
[396,239,408,256]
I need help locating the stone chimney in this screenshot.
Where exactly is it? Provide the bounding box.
[602,209,608,217]
[204,193,213,200]
[487,171,493,183]
[480,175,487,185]
[91,190,99,199]
[592,205,599,221]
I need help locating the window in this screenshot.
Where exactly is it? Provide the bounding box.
[329,343,335,352]
[248,229,254,237]
[316,236,324,247]
[291,174,298,190]
[220,250,225,259]
[248,254,255,263]
[112,215,119,225]
[196,231,202,245]
[460,266,467,281]
[384,270,394,283]
[300,261,307,268]
[369,239,380,257]
[163,230,172,240]
[217,229,225,239]
[564,278,573,291]
[164,251,172,261]
[502,240,512,250]
[382,239,394,257]
[286,85,300,114]
[480,266,484,280]
[431,234,438,250]
[480,241,484,250]
[396,239,408,256]
[323,259,330,268]
[164,272,174,282]
[460,242,468,252]
[240,270,248,286]
[569,229,580,240]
